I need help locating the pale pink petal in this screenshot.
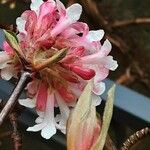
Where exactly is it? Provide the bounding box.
[35,111,44,123]
[51,3,82,37]
[35,117,44,124]
[38,1,55,24]
[66,3,82,23]
[93,82,105,95]
[94,66,109,81]
[16,17,26,34]
[27,123,46,132]
[55,92,70,134]
[41,125,56,139]
[23,11,37,37]
[92,93,102,106]
[18,98,36,108]
[17,33,26,42]
[41,92,56,139]
[30,0,44,12]
[69,83,83,98]
[100,39,112,57]
[103,56,118,71]
[73,22,89,34]
[87,30,104,42]
[27,92,56,139]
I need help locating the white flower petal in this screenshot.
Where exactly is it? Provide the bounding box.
[37,111,45,118]
[30,0,43,12]
[55,114,61,123]
[40,92,56,139]
[66,3,82,23]
[27,123,46,132]
[16,17,26,33]
[100,39,112,56]
[92,93,102,106]
[1,67,14,80]
[104,56,118,70]
[25,92,57,139]
[55,121,66,134]
[35,111,45,123]
[55,92,70,134]
[35,117,43,124]
[18,98,36,108]
[41,124,56,139]
[87,30,104,42]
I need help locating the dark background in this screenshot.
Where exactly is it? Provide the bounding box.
[0,0,150,149]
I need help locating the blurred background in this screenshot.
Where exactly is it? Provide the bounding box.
[0,0,150,150]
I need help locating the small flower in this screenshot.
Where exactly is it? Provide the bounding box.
[1,0,118,139]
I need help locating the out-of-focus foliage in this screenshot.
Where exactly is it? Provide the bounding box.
[0,1,29,24]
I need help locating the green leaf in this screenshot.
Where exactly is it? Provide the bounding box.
[3,30,21,54]
[93,85,116,150]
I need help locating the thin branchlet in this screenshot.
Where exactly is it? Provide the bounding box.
[0,72,31,126]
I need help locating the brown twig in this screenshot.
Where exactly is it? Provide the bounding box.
[9,112,22,150]
[116,67,134,85]
[121,127,150,150]
[0,72,31,126]
[112,18,150,28]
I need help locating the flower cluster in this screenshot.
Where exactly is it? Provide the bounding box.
[0,0,118,139]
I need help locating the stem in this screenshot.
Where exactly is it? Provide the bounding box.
[0,71,31,126]
[121,127,150,150]
[9,112,22,150]
[111,18,150,28]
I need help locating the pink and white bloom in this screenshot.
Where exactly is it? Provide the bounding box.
[0,0,118,139]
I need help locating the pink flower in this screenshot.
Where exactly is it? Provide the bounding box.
[1,0,118,139]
